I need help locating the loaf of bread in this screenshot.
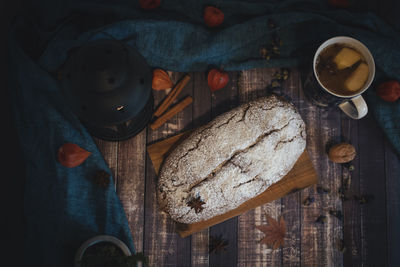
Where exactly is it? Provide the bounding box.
[157,95,306,224]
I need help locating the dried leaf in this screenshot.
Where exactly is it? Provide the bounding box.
[255,214,286,249]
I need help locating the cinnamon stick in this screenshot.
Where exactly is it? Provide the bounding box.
[154,74,191,117]
[150,96,193,130]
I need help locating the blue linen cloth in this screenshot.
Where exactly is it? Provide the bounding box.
[8,0,400,266]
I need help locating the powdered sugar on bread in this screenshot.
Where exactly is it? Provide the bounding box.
[157,95,306,224]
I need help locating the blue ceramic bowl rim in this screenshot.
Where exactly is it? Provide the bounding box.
[74,235,132,267]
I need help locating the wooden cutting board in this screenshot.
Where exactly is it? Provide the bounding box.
[147,131,318,238]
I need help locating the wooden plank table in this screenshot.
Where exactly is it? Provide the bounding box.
[2,0,399,267]
[91,1,400,266]
[94,66,400,266]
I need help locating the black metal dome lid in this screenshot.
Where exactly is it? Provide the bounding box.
[60,39,152,127]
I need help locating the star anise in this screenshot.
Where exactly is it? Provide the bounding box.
[316,185,330,194]
[255,213,286,249]
[92,170,110,188]
[209,235,229,254]
[353,194,374,204]
[303,196,315,206]
[187,196,205,213]
[329,209,343,221]
[315,215,327,224]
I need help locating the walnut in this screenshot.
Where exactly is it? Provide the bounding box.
[328,143,356,163]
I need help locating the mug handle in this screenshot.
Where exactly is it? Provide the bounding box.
[338,95,368,119]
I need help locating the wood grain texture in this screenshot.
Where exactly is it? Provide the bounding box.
[208,71,239,267]
[318,106,343,267]
[116,130,146,252]
[297,80,321,267]
[358,113,387,267]
[97,63,399,267]
[281,68,302,266]
[385,139,400,267]
[238,68,283,267]
[190,72,212,267]
[341,116,362,266]
[143,72,193,267]
[147,73,317,242]
[298,67,343,267]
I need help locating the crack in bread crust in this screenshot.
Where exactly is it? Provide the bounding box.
[186,118,295,193]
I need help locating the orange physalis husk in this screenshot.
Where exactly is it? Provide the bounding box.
[57,143,91,168]
[152,69,173,90]
[207,68,229,92]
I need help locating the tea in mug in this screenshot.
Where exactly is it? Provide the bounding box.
[316,44,369,96]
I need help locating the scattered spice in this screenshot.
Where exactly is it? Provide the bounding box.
[152,69,173,90]
[267,68,290,91]
[57,143,91,168]
[273,68,290,81]
[268,18,276,29]
[92,170,111,188]
[187,196,206,213]
[341,162,354,170]
[271,33,283,50]
[260,24,283,61]
[338,193,349,202]
[316,185,330,194]
[315,215,327,224]
[353,194,374,204]
[260,47,270,60]
[338,185,349,202]
[255,213,286,249]
[338,239,347,253]
[270,80,281,88]
[329,209,343,221]
[338,176,351,201]
[303,196,315,206]
[209,235,229,254]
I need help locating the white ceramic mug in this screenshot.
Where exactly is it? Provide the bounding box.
[312,36,375,119]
